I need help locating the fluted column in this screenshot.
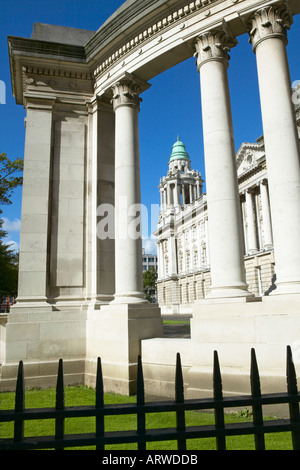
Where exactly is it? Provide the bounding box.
[194,31,252,299]
[111,76,149,303]
[248,5,300,295]
[245,189,258,254]
[260,179,273,250]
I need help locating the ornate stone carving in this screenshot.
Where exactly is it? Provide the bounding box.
[248,4,293,50]
[111,76,149,111]
[194,31,237,69]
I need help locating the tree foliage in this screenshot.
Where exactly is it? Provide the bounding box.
[0,153,23,298]
[0,153,23,205]
[0,216,19,297]
[143,266,158,303]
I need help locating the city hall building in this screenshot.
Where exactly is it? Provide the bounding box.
[155,94,300,314]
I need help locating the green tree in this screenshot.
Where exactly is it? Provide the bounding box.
[0,216,19,298]
[0,153,23,205]
[143,266,158,303]
[0,153,23,299]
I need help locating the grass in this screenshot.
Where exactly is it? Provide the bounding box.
[163,320,190,325]
[0,386,294,450]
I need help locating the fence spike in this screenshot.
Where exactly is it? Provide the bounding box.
[175,352,184,403]
[175,353,186,450]
[137,355,145,406]
[250,348,261,398]
[55,359,65,450]
[213,350,223,401]
[213,351,226,450]
[286,346,300,450]
[95,357,105,450]
[96,357,104,408]
[137,356,146,450]
[250,349,265,450]
[15,360,25,412]
[287,345,298,395]
[14,360,25,443]
[56,359,65,410]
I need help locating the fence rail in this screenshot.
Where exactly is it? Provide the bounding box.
[0,346,300,450]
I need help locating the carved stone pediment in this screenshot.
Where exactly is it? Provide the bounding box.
[236,142,265,178]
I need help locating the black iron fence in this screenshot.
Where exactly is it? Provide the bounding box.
[0,346,300,450]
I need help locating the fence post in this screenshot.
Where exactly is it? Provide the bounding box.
[175,353,186,450]
[213,350,226,450]
[96,357,105,450]
[250,348,265,450]
[14,361,25,444]
[137,355,146,450]
[55,359,65,450]
[286,345,300,450]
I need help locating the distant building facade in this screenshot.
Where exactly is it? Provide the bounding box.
[142,249,158,273]
[154,97,300,314]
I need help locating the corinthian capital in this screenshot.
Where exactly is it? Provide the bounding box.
[248,4,293,51]
[111,73,150,111]
[194,31,237,70]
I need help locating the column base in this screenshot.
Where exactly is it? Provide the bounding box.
[111,292,148,304]
[199,285,255,302]
[270,281,300,296]
[10,299,53,314]
[83,295,114,311]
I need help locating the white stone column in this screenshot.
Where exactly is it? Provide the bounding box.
[189,184,193,204]
[111,77,149,303]
[164,187,168,209]
[182,185,186,206]
[249,6,300,295]
[245,189,258,254]
[158,241,164,279]
[159,188,163,210]
[175,181,180,207]
[194,31,252,299]
[260,179,273,250]
[167,182,172,207]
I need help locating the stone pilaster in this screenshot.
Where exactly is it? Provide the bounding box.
[12,94,55,312]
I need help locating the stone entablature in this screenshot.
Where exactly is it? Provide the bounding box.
[9,1,300,105]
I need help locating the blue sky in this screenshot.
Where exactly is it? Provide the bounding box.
[0,0,300,255]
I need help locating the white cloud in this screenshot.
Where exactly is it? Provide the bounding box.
[2,217,21,233]
[143,237,157,255]
[2,217,21,252]
[3,239,20,252]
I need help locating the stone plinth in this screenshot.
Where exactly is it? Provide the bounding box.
[187,294,300,414]
[85,303,163,395]
[1,309,88,391]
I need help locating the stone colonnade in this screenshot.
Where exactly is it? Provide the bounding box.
[110,4,300,305]
[191,5,299,300]
[3,3,300,396]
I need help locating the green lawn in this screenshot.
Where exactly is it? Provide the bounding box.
[0,386,293,450]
